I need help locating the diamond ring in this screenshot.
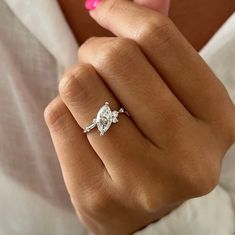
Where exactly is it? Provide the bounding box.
[83,102,126,136]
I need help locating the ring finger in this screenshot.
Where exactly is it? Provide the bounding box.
[59,63,151,177]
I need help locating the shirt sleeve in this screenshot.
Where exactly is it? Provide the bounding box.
[133,186,234,235]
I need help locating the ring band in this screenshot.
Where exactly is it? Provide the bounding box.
[83,102,126,136]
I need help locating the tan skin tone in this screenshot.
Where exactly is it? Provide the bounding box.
[58,0,235,50]
[45,1,235,235]
[169,0,235,50]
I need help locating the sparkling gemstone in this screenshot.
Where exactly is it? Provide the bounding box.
[101,117,108,125]
[112,111,119,123]
[96,104,113,135]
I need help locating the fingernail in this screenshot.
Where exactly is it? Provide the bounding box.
[85,0,101,10]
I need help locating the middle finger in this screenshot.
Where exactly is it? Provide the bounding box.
[88,0,231,122]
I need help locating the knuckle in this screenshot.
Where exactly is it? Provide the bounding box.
[98,38,130,66]
[194,167,219,197]
[181,156,220,198]
[83,191,111,215]
[44,97,68,131]
[137,183,160,212]
[59,64,94,105]
[83,36,97,45]
[78,36,97,57]
[140,191,159,212]
[97,38,138,74]
[112,38,139,63]
[137,15,176,48]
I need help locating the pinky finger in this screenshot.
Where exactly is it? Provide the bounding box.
[44,96,107,199]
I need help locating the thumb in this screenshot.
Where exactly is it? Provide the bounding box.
[134,0,170,15]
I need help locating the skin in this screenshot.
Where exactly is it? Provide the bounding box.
[45,0,235,234]
[58,0,235,50]
[170,0,235,50]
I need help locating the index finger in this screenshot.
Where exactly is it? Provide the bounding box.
[89,0,233,122]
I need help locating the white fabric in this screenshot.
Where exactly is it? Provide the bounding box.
[0,0,234,234]
[4,0,78,68]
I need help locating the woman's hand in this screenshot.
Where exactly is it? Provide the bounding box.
[44,1,235,234]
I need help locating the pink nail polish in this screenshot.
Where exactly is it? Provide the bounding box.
[85,0,101,10]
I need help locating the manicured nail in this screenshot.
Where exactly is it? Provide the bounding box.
[85,0,101,10]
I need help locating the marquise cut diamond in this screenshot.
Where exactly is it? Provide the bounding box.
[83,102,125,136]
[96,103,113,135]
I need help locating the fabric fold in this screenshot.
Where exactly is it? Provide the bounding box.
[4,0,79,68]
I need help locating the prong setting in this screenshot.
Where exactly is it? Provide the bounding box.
[83,102,126,136]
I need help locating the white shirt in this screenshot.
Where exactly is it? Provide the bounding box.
[0,1,234,234]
